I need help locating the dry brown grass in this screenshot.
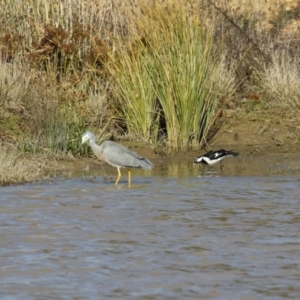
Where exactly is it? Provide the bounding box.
[0,147,51,186]
[207,0,300,106]
[255,49,300,111]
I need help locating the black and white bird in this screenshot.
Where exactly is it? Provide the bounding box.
[194,149,239,171]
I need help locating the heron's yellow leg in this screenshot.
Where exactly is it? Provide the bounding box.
[115,167,122,185]
[127,169,132,187]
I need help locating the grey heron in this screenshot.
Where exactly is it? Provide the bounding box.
[79,131,153,187]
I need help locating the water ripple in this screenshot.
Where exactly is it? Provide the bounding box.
[1,175,300,299]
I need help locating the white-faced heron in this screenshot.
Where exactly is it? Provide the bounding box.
[79,131,153,187]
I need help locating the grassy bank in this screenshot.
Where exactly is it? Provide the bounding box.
[1,0,300,185]
[0,149,50,186]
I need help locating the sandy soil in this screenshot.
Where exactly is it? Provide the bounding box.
[209,116,300,155]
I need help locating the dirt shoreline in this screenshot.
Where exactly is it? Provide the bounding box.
[209,118,300,154]
[2,118,300,187]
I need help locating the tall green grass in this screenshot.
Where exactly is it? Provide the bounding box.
[107,2,235,150]
[108,41,158,142]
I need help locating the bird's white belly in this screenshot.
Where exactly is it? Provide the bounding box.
[207,157,224,165]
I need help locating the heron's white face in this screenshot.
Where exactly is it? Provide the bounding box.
[81,132,91,145]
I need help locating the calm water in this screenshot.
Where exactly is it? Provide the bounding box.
[1,157,300,299]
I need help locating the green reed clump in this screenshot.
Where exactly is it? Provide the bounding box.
[107,1,235,150]
[107,42,159,142]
